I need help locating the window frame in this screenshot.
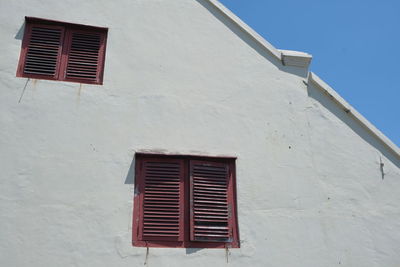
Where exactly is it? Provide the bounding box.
[16,17,108,85]
[132,153,240,248]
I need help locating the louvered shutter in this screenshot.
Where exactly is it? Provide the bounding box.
[190,160,233,242]
[22,24,64,77]
[63,30,106,83]
[138,158,185,241]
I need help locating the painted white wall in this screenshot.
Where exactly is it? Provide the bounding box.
[1,0,399,266]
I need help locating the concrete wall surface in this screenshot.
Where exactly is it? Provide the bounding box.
[1,0,399,266]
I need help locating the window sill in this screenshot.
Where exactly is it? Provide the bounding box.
[132,240,240,249]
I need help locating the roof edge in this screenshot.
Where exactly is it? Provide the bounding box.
[204,1,314,69]
[309,72,400,159]
[280,49,312,68]
[204,0,282,61]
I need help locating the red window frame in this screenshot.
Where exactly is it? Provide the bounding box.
[133,153,240,248]
[16,17,108,85]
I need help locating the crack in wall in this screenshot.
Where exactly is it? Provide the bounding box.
[18,78,30,103]
[225,247,229,264]
[144,247,149,266]
[379,156,385,180]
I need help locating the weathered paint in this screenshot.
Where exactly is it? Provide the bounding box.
[0,0,399,266]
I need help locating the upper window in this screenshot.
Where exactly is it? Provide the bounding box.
[133,153,240,248]
[17,17,107,85]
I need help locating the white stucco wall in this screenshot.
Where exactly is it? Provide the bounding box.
[1,0,399,266]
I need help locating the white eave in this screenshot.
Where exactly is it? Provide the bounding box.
[280,50,312,68]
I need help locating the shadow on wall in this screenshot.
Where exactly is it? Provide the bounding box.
[125,158,135,184]
[186,248,204,254]
[195,0,308,78]
[307,83,400,169]
[15,22,25,40]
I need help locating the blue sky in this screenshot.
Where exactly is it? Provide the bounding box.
[219,0,400,147]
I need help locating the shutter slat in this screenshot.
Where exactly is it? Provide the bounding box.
[194,211,228,216]
[190,161,233,242]
[144,214,180,217]
[24,70,55,75]
[65,61,99,67]
[145,196,180,200]
[144,222,179,225]
[144,205,180,209]
[194,182,227,188]
[145,187,179,192]
[65,68,97,74]
[27,54,59,60]
[24,63,56,68]
[142,234,179,237]
[23,26,63,76]
[27,48,59,55]
[25,58,57,64]
[145,183,180,187]
[139,159,184,241]
[66,31,103,81]
[194,193,227,198]
[192,177,227,183]
[194,197,227,203]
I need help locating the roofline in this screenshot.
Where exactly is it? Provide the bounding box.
[204,0,312,68]
[204,0,282,61]
[308,72,400,159]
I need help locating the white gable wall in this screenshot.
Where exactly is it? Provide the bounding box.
[1,0,399,266]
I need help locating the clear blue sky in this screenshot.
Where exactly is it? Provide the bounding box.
[219,0,400,147]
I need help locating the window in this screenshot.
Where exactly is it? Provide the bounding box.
[133,153,240,248]
[17,17,107,85]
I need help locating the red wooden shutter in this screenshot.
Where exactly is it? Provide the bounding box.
[63,29,106,83]
[190,161,233,242]
[22,24,64,77]
[138,158,185,241]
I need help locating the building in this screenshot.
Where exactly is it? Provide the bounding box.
[1,0,400,266]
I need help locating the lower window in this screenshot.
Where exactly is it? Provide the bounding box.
[132,153,240,248]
